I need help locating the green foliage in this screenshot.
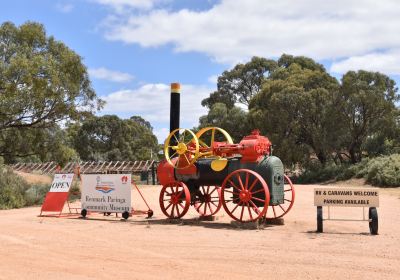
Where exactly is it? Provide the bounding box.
[130,116,153,131]
[338,71,399,163]
[0,21,103,162]
[24,183,50,206]
[198,56,277,142]
[294,163,347,184]
[295,154,400,187]
[0,21,103,130]
[0,165,29,209]
[0,124,79,165]
[201,54,399,169]
[202,56,277,109]
[356,154,400,187]
[198,103,250,142]
[68,180,81,201]
[74,115,158,161]
[249,54,340,165]
[0,164,53,209]
[363,134,400,157]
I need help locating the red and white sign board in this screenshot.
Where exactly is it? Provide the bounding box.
[40,174,74,215]
[81,174,131,213]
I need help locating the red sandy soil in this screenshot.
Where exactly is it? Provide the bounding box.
[0,174,399,280]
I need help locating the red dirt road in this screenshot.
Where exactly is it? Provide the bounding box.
[0,183,399,280]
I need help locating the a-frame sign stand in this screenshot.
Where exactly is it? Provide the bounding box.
[39,173,80,217]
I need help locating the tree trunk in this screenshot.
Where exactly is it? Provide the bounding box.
[316,151,327,165]
[349,146,358,164]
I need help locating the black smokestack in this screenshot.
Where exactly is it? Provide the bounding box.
[169,83,180,155]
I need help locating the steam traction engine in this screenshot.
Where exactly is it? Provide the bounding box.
[157,127,295,223]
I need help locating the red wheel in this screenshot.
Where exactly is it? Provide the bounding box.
[194,186,222,217]
[159,181,190,219]
[221,169,270,222]
[265,175,295,220]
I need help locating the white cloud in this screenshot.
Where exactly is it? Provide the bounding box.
[88,67,134,82]
[56,3,74,13]
[102,83,212,141]
[207,75,218,84]
[153,127,169,144]
[99,0,400,67]
[330,49,400,75]
[92,0,160,12]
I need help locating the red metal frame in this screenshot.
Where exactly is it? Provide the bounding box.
[130,180,154,218]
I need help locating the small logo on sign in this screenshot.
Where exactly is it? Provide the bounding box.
[121,176,128,184]
[95,186,115,194]
[62,175,66,179]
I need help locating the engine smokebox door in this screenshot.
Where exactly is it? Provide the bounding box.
[259,156,284,205]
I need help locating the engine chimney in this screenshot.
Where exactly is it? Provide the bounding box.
[169,83,180,154]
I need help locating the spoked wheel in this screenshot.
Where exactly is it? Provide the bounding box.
[194,186,222,217]
[264,175,295,220]
[164,128,199,169]
[159,181,191,219]
[221,169,270,222]
[195,127,233,157]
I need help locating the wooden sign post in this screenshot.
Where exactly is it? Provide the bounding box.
[314,187,379,235]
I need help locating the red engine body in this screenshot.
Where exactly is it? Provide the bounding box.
[212,129,271,162]
[157,130,272,182]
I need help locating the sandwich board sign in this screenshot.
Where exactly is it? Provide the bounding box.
[314,188,379,207]
[314,187,379,235]
[40,173,75,216]
[81,174,131,214]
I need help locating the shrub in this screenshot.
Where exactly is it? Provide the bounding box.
[294,163,347,184]
[0,165,30,209]
[24,184,51,206]
[68,180,81,201]
[0,164,51,209]
[362,154,400,187]
[293,154,400,187]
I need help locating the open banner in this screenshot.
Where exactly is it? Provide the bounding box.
[40,173,74,216]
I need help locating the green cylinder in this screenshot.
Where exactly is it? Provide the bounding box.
[257,156,285,205]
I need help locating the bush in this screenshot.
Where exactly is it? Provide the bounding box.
[361,154,400,187]
[0,165,30,209]
[293,154,400,187]
[294,163,347,184]
[0,164,51,209]
[24,184,51,206]
[68,180,81,201]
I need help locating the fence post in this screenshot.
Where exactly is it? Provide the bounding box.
[151,162,156,185]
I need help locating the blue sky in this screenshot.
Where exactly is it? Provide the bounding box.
[2,0,400,142]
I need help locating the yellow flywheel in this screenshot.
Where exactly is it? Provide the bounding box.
[195,127,233,157]
[164,128,200,169]
[196,127,233,171]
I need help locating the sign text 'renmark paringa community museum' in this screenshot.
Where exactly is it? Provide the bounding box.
[81,174,131,213]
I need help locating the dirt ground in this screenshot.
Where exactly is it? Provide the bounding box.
[0,175,399,280]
